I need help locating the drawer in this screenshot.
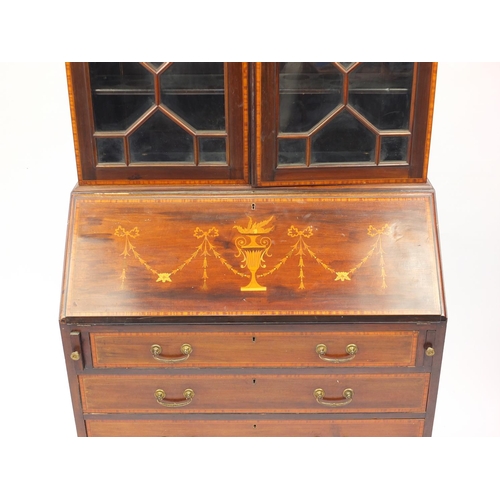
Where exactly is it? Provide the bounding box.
[80,373,430,414]
[90,330,419,368]
[86,418,425,437]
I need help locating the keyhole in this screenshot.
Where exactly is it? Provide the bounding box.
[251,203,256,210]
[252,379,256,384]
[252,336,256,343]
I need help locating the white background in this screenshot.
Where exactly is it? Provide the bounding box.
[1,61,498,496]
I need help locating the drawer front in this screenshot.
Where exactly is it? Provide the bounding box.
[80,373,430,414]
[90,330,419,368]
[86,418,425,437]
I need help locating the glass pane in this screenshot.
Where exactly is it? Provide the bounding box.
[89,63,155,132]
[129,111,194,163]
[96,137,124,163]
[199,137,226,163]
[348,62,414,130]
[278,138,306,165]
[279,62,343,133]
[380,136,409,162]
[311,111,375,163]
[161,63,225,131]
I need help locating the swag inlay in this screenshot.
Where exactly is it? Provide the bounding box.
[114,218,391,291]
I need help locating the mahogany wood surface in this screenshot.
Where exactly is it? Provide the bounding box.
[86,418,425,437]
[91,330,419,368]
[59,185,446,437]
[60,62,445,437]
[422,321,447,436]
[79,372,430,414]
[60,324,87,436]
[60,186,444,321]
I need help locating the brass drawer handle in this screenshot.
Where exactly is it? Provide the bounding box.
[314,388,354,407]
[150,343,192,363]
[155,388,195,407]
[316,343,358,363]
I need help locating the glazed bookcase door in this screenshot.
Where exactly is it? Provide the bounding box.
[67,62,249,184]
[255,62,437,186]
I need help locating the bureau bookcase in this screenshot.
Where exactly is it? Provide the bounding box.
[60,62,446,436]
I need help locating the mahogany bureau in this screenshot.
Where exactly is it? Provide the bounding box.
[60,62,446,436]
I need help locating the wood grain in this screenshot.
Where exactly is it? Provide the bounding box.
[91,330,419,368]
[80,373,430,414]
[61,189,444,320]
[86,418,425,437]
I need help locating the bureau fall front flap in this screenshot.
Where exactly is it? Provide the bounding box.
[60,188,445,320]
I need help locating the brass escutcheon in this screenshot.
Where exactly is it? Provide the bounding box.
[70,351,80,361]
